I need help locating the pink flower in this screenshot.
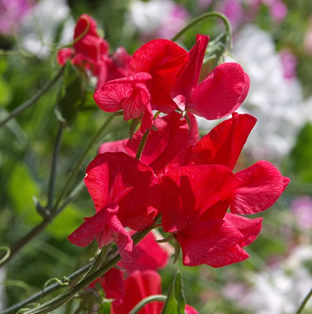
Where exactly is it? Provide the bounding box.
[291,196,312,230]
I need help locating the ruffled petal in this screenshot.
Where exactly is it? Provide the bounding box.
[224,212,263,246]
[85,152,161,229]
[230,160,290,215]
[108,215,138,262]
[112,270,162,314]
[189,63,250,119]
[93,73,152,113]
[186,113,256,170]
[176,220,248,267]
[98,139,129,155]
[161,165,241,232]
[119,231,169,273]
[68,204,118,248]
[130,39,189,112]
[173,34,209,100]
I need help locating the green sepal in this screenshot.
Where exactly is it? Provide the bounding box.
[161,271,186,314]
[199,32,229,81]
[55,62,86,128]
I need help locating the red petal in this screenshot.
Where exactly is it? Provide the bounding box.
[127,115,170,165]
[186,113,257,170]
[112,270,162,314]
[230,160,290,214]
[68,204,118,248]
[98,139,129,155]
[129,39,189,112]
[174,34,209,100]
[224,212,263,246]
[119,231,169,273]
[57,48,73,65]
[93,73,152,113]
[73,14,109,62]
[85,152,161,230]
[176,220,248,267]
[100,268,125,306]
[161,165,241,232]
[150,113,199,174]
[108,215,139,262]
[189,63,250,119]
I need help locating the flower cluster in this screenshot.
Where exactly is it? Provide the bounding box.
[59,13,289,312]
[57,14,130,89]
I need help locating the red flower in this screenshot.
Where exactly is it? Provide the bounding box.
[57,14,131,89]
[185,112,257,170]
[98,112,199,175]
[101,268,163,314]
[68,152,161,261]
[94,35,249,126]
[161,163,286,267]
[185,113,290,215]
[94,72,154,132]
[97,268,198,313]
[172,35,250,119]
[119,231,170,274]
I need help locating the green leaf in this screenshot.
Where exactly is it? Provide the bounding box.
[46,204,85,240]
[0,75,12,106]
[8,163,41,224]
[289,122,312,182]
[55,62,86,128]
[161,271,186,314]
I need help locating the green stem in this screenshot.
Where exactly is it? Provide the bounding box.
[0,67,64,128]
[47,122,65,210]
[53,113,116,210]
[135,129,150,160]
[24,225,155,313]
[171,11,232,47]
[129,295,167,314]
[0,114,116,267]
[0,247,10,266]
[296,287,312,314]
[1,262,93,314]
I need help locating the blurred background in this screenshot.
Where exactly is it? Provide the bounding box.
[0,0,312,313]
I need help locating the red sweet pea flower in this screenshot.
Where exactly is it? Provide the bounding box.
[185,113,257,170]
[57,14,131,89]
[97,268,198,313]
[184,113,290,215]
[119,231,170,274]
[172,35,250,119]
[101,268,163,314]
[98,112,199,175]
[161,164,282,267]
[94,35,249,126]
[68,152,161,261]
[94,72,153,132]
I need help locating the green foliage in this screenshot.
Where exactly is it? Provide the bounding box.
[55,62,86,128]
[289,123,312,182]
[162,271,186,314]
